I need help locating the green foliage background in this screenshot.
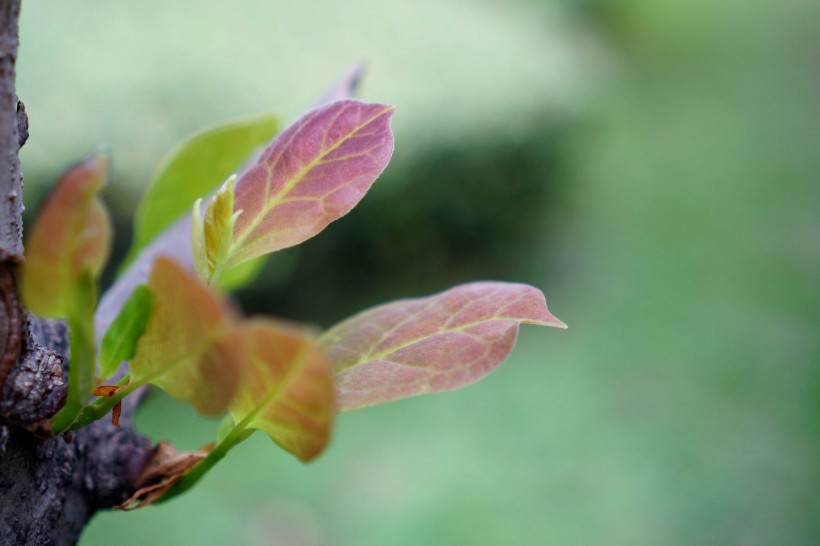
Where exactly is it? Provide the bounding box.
[17,0,818,544]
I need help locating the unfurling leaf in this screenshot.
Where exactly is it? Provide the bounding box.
[229,320,334,462]
[192,175,242,284]
[129,257,241,416]
[23,153,111,317]
[320,282,567,411]
[123,114,279,268]
[203,99,394,283]
[97,284,153,379]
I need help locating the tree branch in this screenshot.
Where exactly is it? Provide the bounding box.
[0,0,23,260]
[0,3,154,544]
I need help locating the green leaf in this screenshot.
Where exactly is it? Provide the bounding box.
[123,114,279,269]
[215,255,267,291]
[191,175,242,285]
[51,270,99,432]
[97,284,153,379]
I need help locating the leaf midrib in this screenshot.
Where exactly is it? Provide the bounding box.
[224,106,391,267]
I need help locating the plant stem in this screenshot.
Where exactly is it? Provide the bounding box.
[66,374,135,431]
[157,414,254,503]
[51,274,98,432]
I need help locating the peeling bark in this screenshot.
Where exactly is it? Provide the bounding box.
[0,2,154,544]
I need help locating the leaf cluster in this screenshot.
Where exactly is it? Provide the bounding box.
[21,90,565,507]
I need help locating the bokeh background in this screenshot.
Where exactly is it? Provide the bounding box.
[17,0,819,544]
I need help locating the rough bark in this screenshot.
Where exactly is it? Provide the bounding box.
[0,2,153,544]
[0,0,23,260]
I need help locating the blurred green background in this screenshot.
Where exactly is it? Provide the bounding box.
[16,0,819,544]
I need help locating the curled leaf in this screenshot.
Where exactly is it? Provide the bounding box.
[93,384,126,398]
[320,282,566,411]
[192,175,242,284]
[112,402,122,428]
[209,99,394,278]
[129,257,241,416]
[23,153,111,317]
[115,441,212,510]
[229,320,334,462]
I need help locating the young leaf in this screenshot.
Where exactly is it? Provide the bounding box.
[206,99,394,281]
[123,114,279,268]
[229,320,334,462]
[23,153,111,318]
[191,175,242,284]
[96,217,192,347]
[128,257,241,416]
[97,284,153,379]
[319,282,567,411]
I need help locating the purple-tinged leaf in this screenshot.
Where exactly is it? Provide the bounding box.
[96,217,192,347]
[221,99,394,274]
[313,63,366,106]
[320,282,566,411]
[23,153,111,318]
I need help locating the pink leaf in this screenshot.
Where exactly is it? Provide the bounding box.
[23,153,112,318]
[313,63,366,106]
[320,282,566,411]
[227,99,394,269]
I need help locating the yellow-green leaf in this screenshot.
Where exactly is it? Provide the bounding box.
[129,257,241,416]
[123,114,279,269]
[192,175,242,285]
[229,319,334,462]
[23,153,111,317]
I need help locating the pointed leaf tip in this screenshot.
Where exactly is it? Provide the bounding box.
[220,99,395,271]
[320,282,565,412]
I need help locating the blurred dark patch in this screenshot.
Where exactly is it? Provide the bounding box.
[101,185,135,290]
[236,117,569,326]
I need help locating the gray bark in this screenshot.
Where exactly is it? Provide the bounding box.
[0,2,153,544]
